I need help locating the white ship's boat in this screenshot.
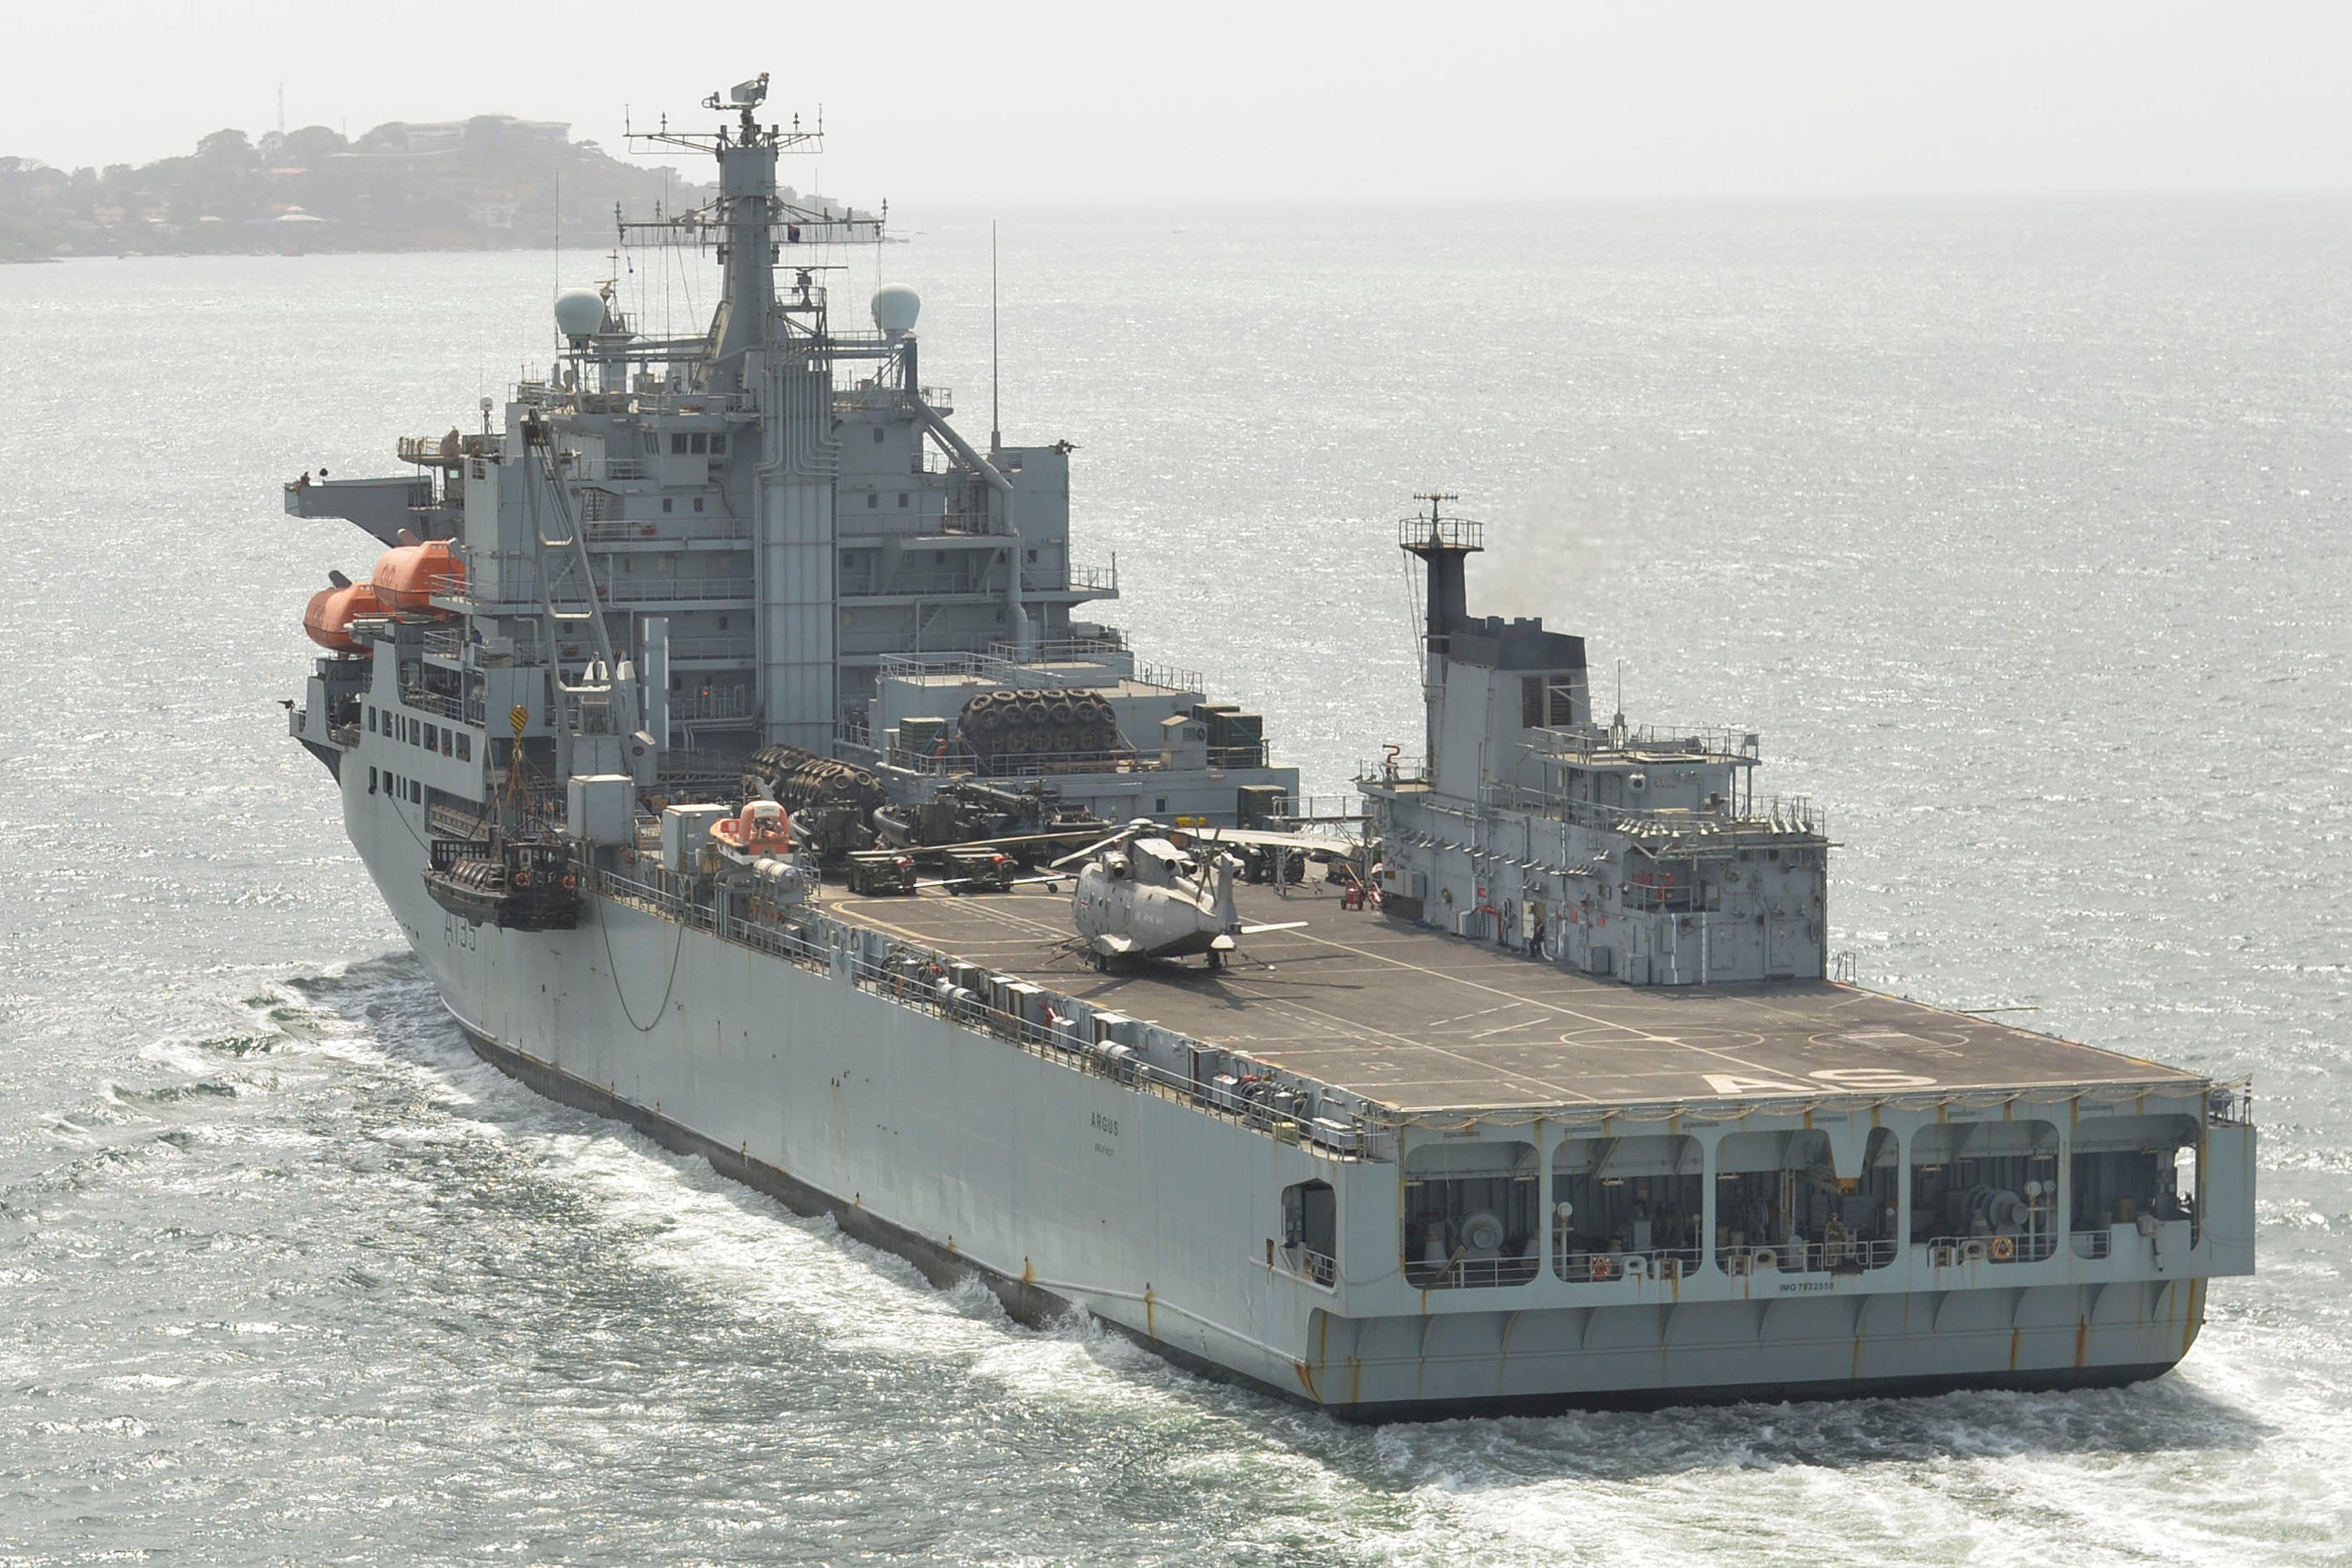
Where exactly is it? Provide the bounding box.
[283,74,2253,1418]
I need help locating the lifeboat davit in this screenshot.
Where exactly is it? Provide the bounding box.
[711,800,793,856]
[303,579,389,652]
[371,540,464,612]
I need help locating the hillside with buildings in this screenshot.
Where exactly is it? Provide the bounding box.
[0,115,719,260]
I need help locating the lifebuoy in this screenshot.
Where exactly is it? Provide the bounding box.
[1989,1234,2016,1262]
[560,873,578,891]
[512,869,531,889]
[1587,1254,1616,1281]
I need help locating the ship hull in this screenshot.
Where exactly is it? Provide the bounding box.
[347,778,2202,1421]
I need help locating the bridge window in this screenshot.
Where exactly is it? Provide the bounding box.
[1278,1180,1336,1287]
[1554,1133,1703,1282]
[872,425,885,442]
[710,433,726,455]
[670,433,688,454]
[1912,1120,2060,1266]
[1403,1141,1539,1289]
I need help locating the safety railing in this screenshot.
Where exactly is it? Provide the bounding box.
[1924,1233,2059,1268]
[1404,1254,1541,1290]
[1717,1237,1902,1275]
[668,635,756,662]
[1473,781,1827,841]
[585,517,754,543]
[1531,724,1763,765]
[399,686,480,725]
[1270,1244,1337,1289]
[671,690,753,721]
[603,576,754,603]
[588,867,1374,1163]
[1025,561,1118,594]
[996,634,1129,663]
[1555,1245,1706,1284]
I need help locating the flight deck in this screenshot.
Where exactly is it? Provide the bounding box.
[831,876,2200,1114]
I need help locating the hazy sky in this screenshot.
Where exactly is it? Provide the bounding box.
[11,1,2351,202]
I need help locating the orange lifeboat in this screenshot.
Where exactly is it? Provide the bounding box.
[303,578,389,652]
[711,800,793,856]
[371,540,464,613]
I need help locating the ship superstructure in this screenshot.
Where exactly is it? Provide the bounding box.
[283,75,2252,1418]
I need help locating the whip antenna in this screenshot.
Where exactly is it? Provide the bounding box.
[991,220,1001,454]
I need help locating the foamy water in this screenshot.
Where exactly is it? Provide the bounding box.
[1,201,2345,1562]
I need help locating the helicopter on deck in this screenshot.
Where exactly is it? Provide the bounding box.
[1051,819,1338,969]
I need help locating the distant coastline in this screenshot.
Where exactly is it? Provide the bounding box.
[0,114,731,262]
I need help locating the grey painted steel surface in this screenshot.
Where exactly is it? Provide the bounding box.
[283,75,2254,1418]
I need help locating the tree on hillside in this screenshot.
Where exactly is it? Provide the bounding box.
[197,129,253,162]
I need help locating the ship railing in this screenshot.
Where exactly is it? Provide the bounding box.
[849,569,982,598]
[1269,1244,1337,1289]
[670,690,754,722]
[1736,1236,1900,1273]
[399,685,481,725]
[1025,561,1118,595]
[2207,1078,2255,1126]
[875,648,1204,698]
[1404,1254,1542,1290]
[833,947,1358,1154]
[1398,515,1483,552]
[1923,1232,2059,1268]
[585,517,754,543]
[1554,1245,1707,1284]
[603,576,755,604]
[1531,724,1764,764]
[996,634,1130,663]
[973,749,1148,780]
[329,722,360,749]
[838,511,997,539]
[2069,1228,2115,1260]
[1130,660,1205,694]
[1471,782,1827,840]
[1357,757,1431,788]
[592,867,1369,1157]
[668,635,757,663]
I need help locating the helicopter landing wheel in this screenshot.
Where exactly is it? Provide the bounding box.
[1206,950,1226,971]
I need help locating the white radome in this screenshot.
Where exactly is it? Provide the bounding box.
[554,288,607,341]
[870,283,921,338]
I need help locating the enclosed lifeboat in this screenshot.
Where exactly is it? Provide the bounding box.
[303,573,389,653]
[371,539,464,612]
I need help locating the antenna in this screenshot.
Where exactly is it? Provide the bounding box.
[1613,660,1627,735]
[990,220,1001,454]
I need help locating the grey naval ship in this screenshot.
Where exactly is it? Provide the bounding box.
[283,74,2253,1419]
